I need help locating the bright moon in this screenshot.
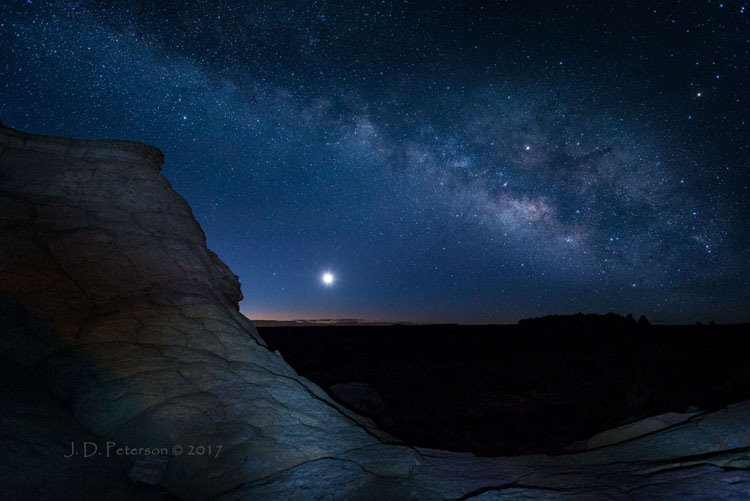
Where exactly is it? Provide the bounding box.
[321,272,335,286]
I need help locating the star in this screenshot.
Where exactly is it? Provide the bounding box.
[321,272,335,286]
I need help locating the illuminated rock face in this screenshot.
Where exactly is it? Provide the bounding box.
[1,125,749,500]
[0,125,381,499]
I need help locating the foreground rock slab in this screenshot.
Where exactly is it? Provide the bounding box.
[1,125,748,500]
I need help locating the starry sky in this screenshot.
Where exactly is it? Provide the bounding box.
[1,1,748,323]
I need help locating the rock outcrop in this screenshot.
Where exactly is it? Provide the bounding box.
[1,124,749,499]
[0,125,383,499]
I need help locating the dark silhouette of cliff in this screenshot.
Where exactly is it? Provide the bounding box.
[263,317,750,456]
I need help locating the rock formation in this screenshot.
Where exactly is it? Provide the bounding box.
[2,124,749,499]
[0,125,383,499]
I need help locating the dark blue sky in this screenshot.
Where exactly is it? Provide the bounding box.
[1,1,748,323]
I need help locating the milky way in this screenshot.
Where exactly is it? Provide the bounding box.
[1,1,748,322]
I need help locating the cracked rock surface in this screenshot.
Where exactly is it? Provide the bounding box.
[1,125,749,499]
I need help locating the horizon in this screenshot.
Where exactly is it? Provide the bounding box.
[248,312,738,328]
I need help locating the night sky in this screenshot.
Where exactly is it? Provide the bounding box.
[1,1,748,323]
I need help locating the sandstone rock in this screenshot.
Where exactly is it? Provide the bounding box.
[0,125,382,500]
[587,410,702,449]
